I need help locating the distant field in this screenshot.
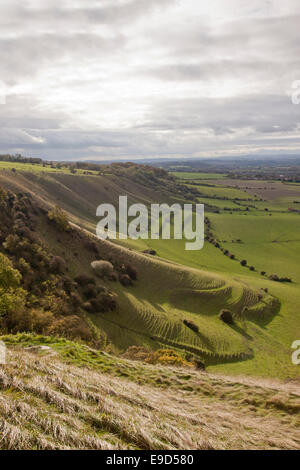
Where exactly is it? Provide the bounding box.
[0,161,99,175]
[171,171,226,180]
[187,183,258,200]
[205,178,300,200]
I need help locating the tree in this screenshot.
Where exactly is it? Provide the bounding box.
[219,309,234,325]
[0,253,26,317]
[0,253,21,289]
[48,206,70,231]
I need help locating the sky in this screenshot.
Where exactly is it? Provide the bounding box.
[0,0,300,162]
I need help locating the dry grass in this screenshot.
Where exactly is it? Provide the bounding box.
[0,347,299,450]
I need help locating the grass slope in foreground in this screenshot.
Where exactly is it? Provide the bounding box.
[0,336,299,450]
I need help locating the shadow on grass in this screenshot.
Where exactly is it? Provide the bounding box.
[245,297,281,329]
[230,323,253,340]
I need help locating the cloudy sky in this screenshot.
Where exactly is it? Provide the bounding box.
[0,0,300,161]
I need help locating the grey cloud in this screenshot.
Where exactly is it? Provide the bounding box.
[0,33,126,85]
[145,14,300,62]
[138,95,300,134]
[0,0,176,33]
[0,0,299,161]
[140,59,300,82]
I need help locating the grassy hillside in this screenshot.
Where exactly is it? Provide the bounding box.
[0,336,299,450]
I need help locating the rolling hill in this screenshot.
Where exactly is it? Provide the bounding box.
[0,164,297,379]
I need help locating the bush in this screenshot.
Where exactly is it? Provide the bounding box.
[240,259,247,266]
[82,284,97,299]
[91,260,114,278]
[143,249,156,256]
[145,349,193,368]
[119,273,132,287]
[82,302,94,313]
[261,271,266,276]
[268,274,292,283]
[61,276,76,294]
[74,275,95,286]
[17,258,32,275]
[0,253,21,289]
[249,266,255,271]
[2,308,54,334]
[48,206,70,231]
[84,239,99,254]
[194,359,206,370]
[122,346,150,361]
[0,253,26,318]
[89,292,118,313]
[183,319,199,333]
[219,309,234,324]
[48,316,92,342]
[49,256,66,274]
[125,264,138,281]
[69,292,82,310]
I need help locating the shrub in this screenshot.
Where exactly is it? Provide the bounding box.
[125,264,138,281]
[2,308,54,334]
[84,239,99,254]
[194,359,206,370]
[0,253,26,318]
[145,349,193,368]
[268,274,292,283]
[82,302,94,313]
[48,206,70,231]
[249,266,255,271]
[0,287,26,319]
[61,276,76,294]
[3,234,20,253]
[143,249,156,256]
[89,292,118,312]
[183,319,199,333]
[109,272,118,282]
[91,260,114,278]
[119,273,132,287]
[219,309,234,325]
[240,259,247,266]
[261,271,266,276]
[82,284,97,299]
[74,275,95,286]
[17,258,32,275]
[122,346,150,361]
[49,256,66,274]
[0,253,21,289]
[69,292,82,310]
[48,316,92,342]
